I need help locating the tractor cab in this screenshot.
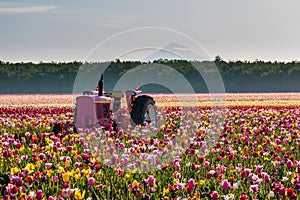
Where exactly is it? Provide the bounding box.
[75,91,114,129]
[53,73,157,134]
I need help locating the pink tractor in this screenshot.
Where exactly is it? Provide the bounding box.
[53,74,156,134]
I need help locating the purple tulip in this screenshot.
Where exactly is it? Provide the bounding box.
[255,165,263,172]
[142,194,151,200]
[150,187,156,193]
[2,150,9,157]
[279,187,286,196]
[287,160,293,168]
[250,184,259,193]
[244,168,252,175]
[147,176,155,186]
[175,172,181,179]
[261,172,271,183]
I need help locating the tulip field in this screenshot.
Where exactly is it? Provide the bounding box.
[0,93,299,200]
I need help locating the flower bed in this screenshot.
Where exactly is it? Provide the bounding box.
[0,94,299,199]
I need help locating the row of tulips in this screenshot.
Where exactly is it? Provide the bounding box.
[0,93,299,108]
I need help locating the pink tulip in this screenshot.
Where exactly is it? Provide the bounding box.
[175,172,181,179]
[174,162,180,171]
[204,161,210,168]
[36,190,44,200]
[119,143,125,149]
[221,179,230,190]
[45,163,52,169]
[210,191,219,200]
[147,176,155,186]
[187,179,195,189]
[88,177,95,186]
[75,162,82,168]
[174,183,185,190]
[236,163,243,172]
[21,155,28,161]
[287,160,293,168]
[239,193,247,200]
[52,176,59,182]
[198,155,205,163]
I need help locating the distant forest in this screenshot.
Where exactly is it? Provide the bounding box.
[0,57,300,93]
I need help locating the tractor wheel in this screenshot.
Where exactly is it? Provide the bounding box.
[130,95,156,126]
[53,123,77,134]
[53,123,62,135]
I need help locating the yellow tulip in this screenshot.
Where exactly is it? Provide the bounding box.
[163,188,169,195]
[291,177,295,184]
[264,157,270,161]
[45,146,50,151]
[108,138,114,143]
[24,163,35,174]
[47,170,54,177]
[20,193,26,199]
[45,138,53,144]
[173,178,179,184]
[19,145,25,153]
[74,173,81,180]
[11,167,20,175]
[290,147,294,151]
[75,168,80,174]
[62,172,70,183]
[204,121,209,126]
[74,190,85,200]
[142,161,148,165]
[125,173,131,179]
[132,180,139,188]
[82,168,90,176]
[35,162,41,169]
[257,145,263,150]
[58,166,65,173]
[65,160,71,168]
[199,180,205,185]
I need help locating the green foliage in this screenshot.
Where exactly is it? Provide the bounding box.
[0,58,300,93]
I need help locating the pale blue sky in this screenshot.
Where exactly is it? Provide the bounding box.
[0,0,299,62]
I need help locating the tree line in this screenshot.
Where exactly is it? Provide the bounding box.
[0,58,299,93]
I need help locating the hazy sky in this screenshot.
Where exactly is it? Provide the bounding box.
[0,0,299,62]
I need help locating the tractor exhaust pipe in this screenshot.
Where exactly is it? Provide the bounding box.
[98,73,104,96]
